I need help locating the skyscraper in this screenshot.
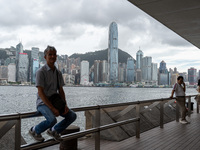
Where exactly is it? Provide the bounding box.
[126,57,135,83]
[8,63,16,82]
[94,60,100,83]
[151,63,158,82]
[16,42,24,81]
[99,60,108,82]
[80,61,89,85]
[31,47,39,83]
[17,53,29,82]
[16,42,23,61]
[136,49,143,69]
[188,67,197,85]
[32,59,39,83]
[158,60,169,85]
[108,22,118,83]
[142,56,152,81]
[159,60,168,73]
[31,47,39,60]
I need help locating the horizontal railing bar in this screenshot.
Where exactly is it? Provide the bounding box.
[100,117,139,131]
[21,139,59,150]
[21,117,139,150]
[21,128,100,149]
[0,113,21,121]
[0,95,197,121]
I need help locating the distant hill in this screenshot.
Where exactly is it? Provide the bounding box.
[69,48,134,67]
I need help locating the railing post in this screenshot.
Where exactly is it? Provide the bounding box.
[188,96,191,117]
[176,99,179,122]
[160,101,164,128]
[136,104,140,138]
[15,114,21,150]
[197,98,199,113]
[95,106,100,150]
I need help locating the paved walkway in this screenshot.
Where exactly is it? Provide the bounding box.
[42,111,200,150]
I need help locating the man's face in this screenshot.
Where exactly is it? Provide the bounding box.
[178,78,183,84]
[44,50,57,64]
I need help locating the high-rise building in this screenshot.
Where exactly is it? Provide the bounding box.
[31,47,39,59]
[126,57,135,83]
[24,50,32,82]
[118,66,124,82]
[32,59,39,83]
[159,60,168,73]
[8,63,16,82]
[171,74,178,85]
[80,61,89,85]
[100,60,108,82]
[159,73,169,85]
[17,53,29,82]
[136,69,141,82]
[158,60,169,85]
[151,63,158,82]
[136,49,143,69]
[16,42,23,61]
[108,22,118,83]
[188,67,197,85]
[94,60,100,83]
[142,56,152,81]
[16,42,24,82]
[0,66,8,80]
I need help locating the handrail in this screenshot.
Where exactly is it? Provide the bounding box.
[0,95,197,150]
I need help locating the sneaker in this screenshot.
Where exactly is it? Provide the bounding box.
[179,119,188,124]
[47,128,63,142]
[29,127,45,142]
[185,119,190,124]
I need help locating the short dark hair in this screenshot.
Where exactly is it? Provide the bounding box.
[177,76,184,81]
[44,45,57,56]
[198,79,200,86]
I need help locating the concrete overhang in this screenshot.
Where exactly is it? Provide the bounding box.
[128,0,200,49]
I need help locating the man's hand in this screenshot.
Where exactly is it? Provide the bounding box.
[52,108,59,117]
[62,105,69,115]
[170,96,173,99]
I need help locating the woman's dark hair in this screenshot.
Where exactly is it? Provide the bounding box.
[198,79,200,86]
[177,76,184,81]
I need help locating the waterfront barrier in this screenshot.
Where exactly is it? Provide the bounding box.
[0,95,197,150]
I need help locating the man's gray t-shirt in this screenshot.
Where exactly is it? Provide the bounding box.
[35,64,65,107]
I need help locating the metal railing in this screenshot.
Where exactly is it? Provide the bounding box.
[0,95,197,150]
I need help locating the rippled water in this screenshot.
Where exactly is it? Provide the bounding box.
[0,86,197,144]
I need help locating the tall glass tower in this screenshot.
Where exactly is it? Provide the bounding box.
[159,60,168,73]
[127,57,135,82]
[108,22,118,83]
[136,49,143,69]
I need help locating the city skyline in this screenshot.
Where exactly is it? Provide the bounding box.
[0,43,198,74]
[0,42,199,86]
[0,0,200,73]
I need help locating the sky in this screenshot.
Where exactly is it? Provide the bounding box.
[0,0,200,72]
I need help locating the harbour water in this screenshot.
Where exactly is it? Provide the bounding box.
[0,86,197,144]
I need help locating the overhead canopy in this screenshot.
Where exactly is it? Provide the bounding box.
[128,0,200,49]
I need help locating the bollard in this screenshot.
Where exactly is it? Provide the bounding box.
[60,125,80,150]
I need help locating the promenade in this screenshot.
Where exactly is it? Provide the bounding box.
[43,110,200,150]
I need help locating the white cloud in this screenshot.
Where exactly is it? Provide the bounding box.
[0,0,199,72]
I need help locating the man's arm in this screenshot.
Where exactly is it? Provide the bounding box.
[183,82,186,92]
[170,90,175,99]
[37,86,59,116]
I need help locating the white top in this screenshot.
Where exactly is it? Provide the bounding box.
[173,83,185,97]
[197,86,200,94]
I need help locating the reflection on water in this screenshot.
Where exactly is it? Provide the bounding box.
[0,86,197,143]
